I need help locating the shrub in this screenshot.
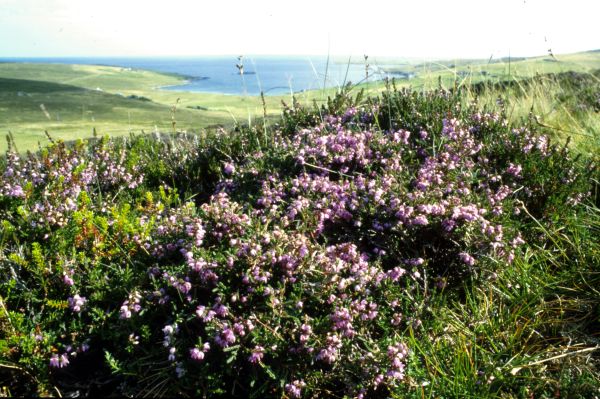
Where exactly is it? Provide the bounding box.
[0,85,596,397]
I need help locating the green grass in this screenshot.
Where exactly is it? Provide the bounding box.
[462,70,600,154]
[408,204,600,398]
[0,77,225,151]
[0,62,351,151]
[0,62,183,92]
[368,50,600,90]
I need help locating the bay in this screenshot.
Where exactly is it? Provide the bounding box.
[0,56,380,96]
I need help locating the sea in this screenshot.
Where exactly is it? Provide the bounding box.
[0,56,384,96]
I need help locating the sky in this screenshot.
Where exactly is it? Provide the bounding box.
[0,0,598,59]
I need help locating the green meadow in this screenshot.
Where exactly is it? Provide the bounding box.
[0,63,280,151]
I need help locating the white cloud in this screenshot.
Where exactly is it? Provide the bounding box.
[0,0,598,57]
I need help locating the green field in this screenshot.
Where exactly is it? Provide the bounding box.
[0,63,291,151]
[1,50,599,152]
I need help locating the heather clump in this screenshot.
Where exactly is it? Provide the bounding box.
[0,85,597,398]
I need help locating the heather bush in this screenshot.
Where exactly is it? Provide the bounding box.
[0,85,597,397]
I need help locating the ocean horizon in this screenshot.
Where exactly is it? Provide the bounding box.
[0,56,386,96]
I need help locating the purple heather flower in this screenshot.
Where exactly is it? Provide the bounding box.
[404,258,424,266]
[9,185,25,198]
[120,306,132,319]
[175,362,186,378]
[68,294,86,313]
[49,354,60,368]
[248,345,264,364]
[63,274,74,286]
[168,347,177,362]
[506,163,522,177]
[411,215,429,226]
[459,252,475,266]
[59,353,69,368]
[223,163,235,175]
[190,347,205,361]
[213,304,228,317]
[215,327,236,348]
[373,373,385,387]
[284,380,305,398]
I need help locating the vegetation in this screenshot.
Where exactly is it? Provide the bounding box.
[2,50,599,152]
[0,53,599,397]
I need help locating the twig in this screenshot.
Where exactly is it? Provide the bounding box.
[0,362,22,371]
[0,295,15,334]
[534,115,593,137]
[302,161,361,179]
[510,346,598,375]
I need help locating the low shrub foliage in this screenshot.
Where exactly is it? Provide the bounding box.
[0,82,598,397]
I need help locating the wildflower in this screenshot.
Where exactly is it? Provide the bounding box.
[68,294,86,313]
[190,347,205,361]
[9,185,25,198]
[128,333,139,346]
[119,305,132,319]
[49,354,60,368]
[175,362,186,378]
[62,273,74,286]
[248,345,264,364]
[459,252,475,266]
[284,380,306,398]
[168,347,176,362]
[506,163,522,177]
[223,163,235,175]
[411,215,429,226]
[59,353,69,368]
[215,327,236,348]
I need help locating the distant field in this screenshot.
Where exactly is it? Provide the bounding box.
[0,77,217,150]
[359,50,600,90]
[0,63,292,151]
[1,50,599,151]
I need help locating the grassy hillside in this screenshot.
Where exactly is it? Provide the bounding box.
[367,50,600,89]
[462,69,600,154]
[0,62,183,91]
[0,77,225,150]
[0,63,292,151]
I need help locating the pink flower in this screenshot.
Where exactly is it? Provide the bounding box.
[248,345,264,364]
[506,163,522,177]
[58,353,69,368]
[68,294,86,313]
[459,252,475,266]
[284,380,305,398]
[49,354,60,368]
[63,274,74,286]
[190,347,205,361]
[223,163,235,175]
